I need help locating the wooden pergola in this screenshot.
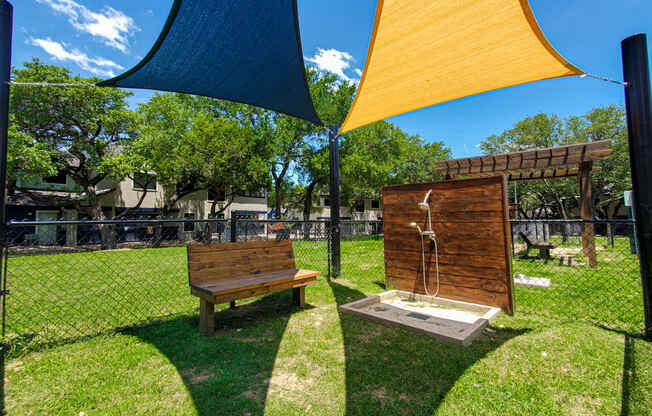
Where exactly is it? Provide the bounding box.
[434,140,613,268]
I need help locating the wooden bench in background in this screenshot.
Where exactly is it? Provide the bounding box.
[518,232,557,259]
[187,240,319,334]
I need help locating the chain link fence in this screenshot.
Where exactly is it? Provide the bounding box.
[511,219,643,334]
[0,217,646,352]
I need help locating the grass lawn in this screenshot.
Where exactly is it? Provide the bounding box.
[4,238,652,415]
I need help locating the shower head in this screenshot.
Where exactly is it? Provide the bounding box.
[408,222,422,234]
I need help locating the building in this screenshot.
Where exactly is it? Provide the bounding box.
[285,194,382,221]
[7,171,268,246]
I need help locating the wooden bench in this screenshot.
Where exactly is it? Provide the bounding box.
[518,232,556,259]
[187,240,319,334]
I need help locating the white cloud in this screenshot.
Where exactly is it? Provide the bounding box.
[36,0,139,53]
[305,48,361,84]
[29,37,124,77]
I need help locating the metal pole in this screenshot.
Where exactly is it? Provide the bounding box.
[0,0,12,243]
[0,2,11,413]
[328,125,341,278]
[622,33,652,340]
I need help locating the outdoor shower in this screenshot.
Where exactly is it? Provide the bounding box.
[409,189,440,297]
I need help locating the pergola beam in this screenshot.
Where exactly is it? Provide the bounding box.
[434,140,612,179]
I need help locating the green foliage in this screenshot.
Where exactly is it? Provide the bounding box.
[132,93,272,213]
[340,121,451,208]
[480,106,630,218]
[7,117,58,184]
[9,59,137,213]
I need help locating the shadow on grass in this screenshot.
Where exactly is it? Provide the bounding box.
[329,280,528,415]
[128,292,310,416]
[621,334,634,416]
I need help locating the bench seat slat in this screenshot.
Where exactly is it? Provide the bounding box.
[191,268,319,296]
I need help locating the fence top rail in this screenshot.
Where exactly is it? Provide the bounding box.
[6,218,631,227]
[510,219,635,224]
[7,218,231,227]
[236,219,383,224]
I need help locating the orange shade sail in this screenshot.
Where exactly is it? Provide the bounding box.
[340,0,582,133]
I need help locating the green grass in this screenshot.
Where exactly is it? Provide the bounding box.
[4,237,652,414]
[513,235,644,334]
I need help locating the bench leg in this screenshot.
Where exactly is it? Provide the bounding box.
[539,248,550,259]
[293,286,305,307]
[199,299,215,335]
[230,301,237,309]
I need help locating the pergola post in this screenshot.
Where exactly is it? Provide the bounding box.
[328,125,341,278]
[622,33,652,340]
[578,161,597,269]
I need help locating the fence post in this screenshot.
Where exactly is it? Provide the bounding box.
[0,2,12,412]
[230,216,237,243]
[229,217,237,308]
[622,33,652,339]
[328,126,341,278]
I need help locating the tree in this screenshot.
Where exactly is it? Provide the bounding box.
[566,105,630,219]
[10,59,139,247]
[479,107,631,222]
[269,66,357,218]
[339,121,452,210]
[132,93,271,243]
[7,116,58,196]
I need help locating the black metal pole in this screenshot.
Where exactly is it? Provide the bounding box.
[622,33,652,340]
[0,2,11,413]
[328,125,341,278]
[0,0,11,243]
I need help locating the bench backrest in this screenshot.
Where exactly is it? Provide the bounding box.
[187,239,296,286]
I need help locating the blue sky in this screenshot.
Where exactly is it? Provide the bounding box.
[11,0,652,157]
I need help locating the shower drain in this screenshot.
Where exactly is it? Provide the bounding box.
[407,312,430,320]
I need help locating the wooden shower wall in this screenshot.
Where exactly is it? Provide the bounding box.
[382,176,514,314]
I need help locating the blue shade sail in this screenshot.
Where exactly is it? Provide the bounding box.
[98,0,321,125]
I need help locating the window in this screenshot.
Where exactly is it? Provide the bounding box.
[371,200,380,209]
[354,201,365,213]
[43,171,67,185]
[183,213,195,232]
[133,173,157,191]
[323,198,330,207]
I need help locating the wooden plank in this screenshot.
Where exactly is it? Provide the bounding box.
[384,249,507,270]
[383,220,504,236]
[434,141,613,177]
[386,273,509,293]
[192,269,319,296]
[293,286,305,307]
[199,299,215,335]
[188,239,292,253]
[382,176,513,314]
[386,257,506,278]
[188,247,294,265]
[384,236,507,257]
[209,277,316,304]
[387,277,509,311]
[191,259,297,280]
[187,240,297,285]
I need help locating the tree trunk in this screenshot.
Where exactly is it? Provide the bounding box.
[558,200,570,243]
[274,179,283,219]
[88,187,116,250]
[302,180,318,240]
